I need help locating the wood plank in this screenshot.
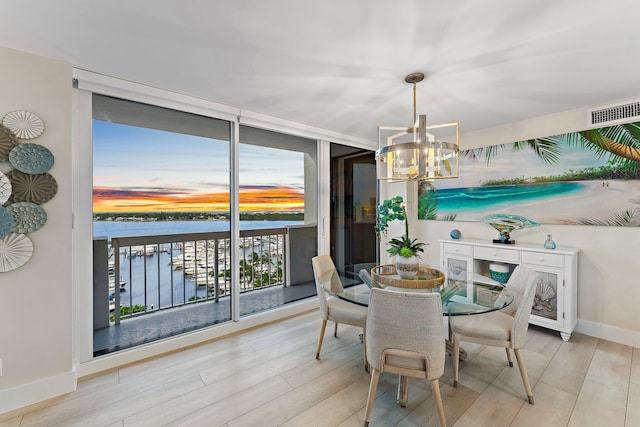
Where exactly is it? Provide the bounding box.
[227,357,367,426]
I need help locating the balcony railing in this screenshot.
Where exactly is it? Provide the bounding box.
[96,228,288,325]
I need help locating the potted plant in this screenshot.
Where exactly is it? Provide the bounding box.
[375,196,426,279]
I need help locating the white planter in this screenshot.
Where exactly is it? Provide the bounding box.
[395,255,420,279]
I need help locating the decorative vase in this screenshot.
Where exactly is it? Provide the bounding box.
[544,234,557,250]
[489,262,510,283]
[395,255,420,279]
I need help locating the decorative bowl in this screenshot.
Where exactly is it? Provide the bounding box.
[371,265,445,290]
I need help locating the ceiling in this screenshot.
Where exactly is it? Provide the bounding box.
[2,0,640,144]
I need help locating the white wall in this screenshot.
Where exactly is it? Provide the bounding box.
[0,46,75,413]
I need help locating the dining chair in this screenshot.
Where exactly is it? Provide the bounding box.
[449,265,541,404]
[364,288,447,427]
[358,268,382,288]
[311,255,368,367]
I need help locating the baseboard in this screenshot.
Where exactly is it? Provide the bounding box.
[575,319,640,348]
[0,370,77,415]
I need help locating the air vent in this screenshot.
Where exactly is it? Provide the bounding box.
[589,100,640,127]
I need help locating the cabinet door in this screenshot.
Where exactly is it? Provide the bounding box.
[522,264,565,331]
[443,255,471,283]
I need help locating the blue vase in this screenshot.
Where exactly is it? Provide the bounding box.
[544,234,556,250]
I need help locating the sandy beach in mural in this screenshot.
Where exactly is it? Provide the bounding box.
[451,179,640,224]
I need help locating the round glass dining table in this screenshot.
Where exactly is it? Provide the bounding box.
[327,272,514,407]
[329,277,514,316]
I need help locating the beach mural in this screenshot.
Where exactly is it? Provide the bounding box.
[418,121,640,226]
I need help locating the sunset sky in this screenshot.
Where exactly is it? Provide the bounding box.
[93,121,305,213]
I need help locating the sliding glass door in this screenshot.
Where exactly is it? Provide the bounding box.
[92,94,232,355]
[238,126,318,314]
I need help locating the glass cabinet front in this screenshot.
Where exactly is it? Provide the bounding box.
[531,271,559,321]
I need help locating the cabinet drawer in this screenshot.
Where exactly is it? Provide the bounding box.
[442,243,471,256]
[521,251,564,268]
[473,246,519,263]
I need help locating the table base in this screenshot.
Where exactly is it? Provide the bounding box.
[446,340,467,361]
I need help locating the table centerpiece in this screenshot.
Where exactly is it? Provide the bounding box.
[375,196,426,279]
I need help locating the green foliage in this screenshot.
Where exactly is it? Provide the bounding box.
[239,252,283,288]
[480,164,639,187]
[439,213,458,221]
[418,182,439,220]
[376,196,427,258]
[375,196,406,237]
[399,247,413,258]
[576,208,640,227]
[110,304,146,322]
[387,235,425,258]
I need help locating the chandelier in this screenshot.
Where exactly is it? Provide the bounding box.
[376,72,459,181]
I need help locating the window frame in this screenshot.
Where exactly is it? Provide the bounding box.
[71,69,376,376]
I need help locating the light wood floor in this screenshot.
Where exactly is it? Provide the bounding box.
[1,310,638,427]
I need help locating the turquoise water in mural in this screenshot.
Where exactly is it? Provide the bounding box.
[436,182,585,212]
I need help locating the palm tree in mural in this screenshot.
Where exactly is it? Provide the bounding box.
[464,122,640,170]
[417,181,458,221]
[462,122,640,225]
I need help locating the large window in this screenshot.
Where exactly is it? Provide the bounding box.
[92,95,232,355]
[90,95,319,356]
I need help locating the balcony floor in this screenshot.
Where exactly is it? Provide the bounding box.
[93,281,318,356]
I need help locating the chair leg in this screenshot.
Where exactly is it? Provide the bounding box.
[453,336,460,387]
[362,329,369,372]
[505,348,513,367]
[397,375,409,407]
[364,368,381,427]
[513,348,534,404]
[430,379,447,427]
[334,321,339,337]
[316,319,327,359]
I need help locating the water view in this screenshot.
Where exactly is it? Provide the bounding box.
[94,219,304,238]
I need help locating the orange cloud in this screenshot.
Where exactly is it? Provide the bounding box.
[93,185,304,213]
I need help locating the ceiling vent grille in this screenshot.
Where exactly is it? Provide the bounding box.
[589,100,640,127]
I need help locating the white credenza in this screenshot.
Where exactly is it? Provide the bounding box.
[439,239,579,341]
